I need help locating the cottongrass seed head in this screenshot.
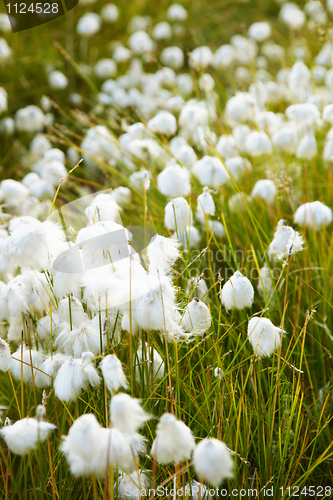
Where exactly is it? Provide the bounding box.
[247,316,284,358]
[220,271,254,311]
[193,438,233,487]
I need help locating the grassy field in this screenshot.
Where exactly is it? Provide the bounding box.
[1,0,333,498]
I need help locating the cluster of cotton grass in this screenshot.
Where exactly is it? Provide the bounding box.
[1,0,333,495]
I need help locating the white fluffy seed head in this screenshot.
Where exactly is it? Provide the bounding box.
[148,111,177,136]
[220,271,254,311]
[180,298,211,337]
[193,438,234,486]
[100,354,128,393]
[151,413,195,464]
[54,353,100,402]
[157,163,191,198]
[294,201,332,231]
[245,131,272,157]
[192,156,228,188]
[61,414,103,477]
[268,220,304,260]
[251,179,276,204]
[196,187,215,222]
[34,353,68,389]
[161,46,184,69]
[77,12,101,37]
[61,414,134,478]
[248,22,271,42]
[296,135,317,160]
[100,3,119,23]
[0,418,56,455]
[84,192,122,224]
[147,234,180,273]
[215,135,238,159]
[110,393,149,435]
[10,345,44,383]
[15,105,45,134]
[164,197,192,231]
[0,338,11,372]
[247,317,284,358]
[48,71,68,90]
[257,265,274,299]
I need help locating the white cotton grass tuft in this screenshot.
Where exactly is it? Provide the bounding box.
[153,21,172,40]
[257,265,275,300]
[60,414,105,477]
[151,413,195,464]
[180,298,211,337]
[110,393,150,435]
[148,111,177,137]
[57,296,87,327]
[128,31,154,54]
[248,21,271,42]
[48,71,68,90]
[15,105,45,134]
[85,192,122,224]
[196,187,215,222]
[54,316,103,358]
[174,144,197,168]
[189,46,213,69]
[0,281,29,321]
[193,438,234,486]
[100,354,128,394]
[251,179,276,205]
[54,352,100,402]
[268,220,304,260]
[164,197,192,231]
[0,338,11,372]
[5,218,65,271]
[167,3,188,21]
[247,317,284,358]
[94,59,117,79]
[0,416,56,455]
[51,264,82,300]
[100,3,119,22]
[61,414,135,478]
[10,345,44,383]
[220,271,254,311]
[113,186,132,207]
[157,163,191,198]
[245,131,272,157]
[296,135,317,160]
[161,46,184,70]
[120,272,183,339]
[224,156,251,182]
[147,234,180,273]
[192,156,228,188]
[294,201,333,231]
[215,135,238,159]
[34,353,68,389]
[76,12,101,36]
